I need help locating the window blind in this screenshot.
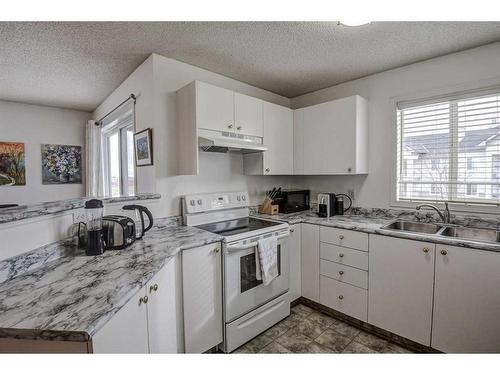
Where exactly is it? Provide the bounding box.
[397,89,500,205]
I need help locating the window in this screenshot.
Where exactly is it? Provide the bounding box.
[397,89,500,205]
[101,103,136,197]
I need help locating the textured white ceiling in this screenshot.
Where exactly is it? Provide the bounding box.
[1,22,500,112]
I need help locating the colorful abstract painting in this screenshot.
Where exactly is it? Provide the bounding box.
[0,142,26,186]
[41,144,82,184]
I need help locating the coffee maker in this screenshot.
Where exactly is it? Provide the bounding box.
[317,193,352,217]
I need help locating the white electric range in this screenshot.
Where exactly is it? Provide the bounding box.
[182,191,291,353]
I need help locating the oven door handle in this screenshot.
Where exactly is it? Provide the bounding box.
[226,233,289,252]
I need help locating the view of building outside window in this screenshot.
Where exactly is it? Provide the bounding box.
[397,93,500,204]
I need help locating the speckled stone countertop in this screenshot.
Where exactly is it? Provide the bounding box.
[0,220,221,342]
[253,208,500,253]
[0,193,161,224]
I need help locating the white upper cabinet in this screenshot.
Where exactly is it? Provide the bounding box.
[368,235,435,346]
[234,92,264,137]
[196,81,235,132]
[294,95,368,175]
[432,245,500,353]
[243,102,293,175]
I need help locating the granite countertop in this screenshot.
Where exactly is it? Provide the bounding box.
[253,210,500,252]
[0,221,222,342]
[0,193,161,224]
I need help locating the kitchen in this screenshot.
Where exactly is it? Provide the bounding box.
[2,11,500,371]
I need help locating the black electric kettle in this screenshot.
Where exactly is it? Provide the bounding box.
[122,204,154,240]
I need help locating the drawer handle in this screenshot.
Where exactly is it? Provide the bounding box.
[139,296,149,305]
[338,295,344,300]
[339,235,345,240]
[339,253,345,258]
[149,284,159,293]
[338,270,344,275]
[228,124,233,129]
[441,249,448,256]
[237,126,242,130]
[423,248,430,253]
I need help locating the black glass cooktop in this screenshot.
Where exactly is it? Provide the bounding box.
[196,217,281,237]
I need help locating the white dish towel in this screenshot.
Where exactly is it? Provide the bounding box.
[255,236,279,286]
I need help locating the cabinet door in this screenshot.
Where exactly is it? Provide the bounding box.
[147,257,182,353]
[293,109,304,174]
[182,242,223,353]
[288,224,302,301]
[368,235,435,346]
[301,223,319,302]
[302,96,357,175]
[432,245,500,353]
[196,81,234,132]
[234,92,263,137]
[263,102,293,175]
[92,287,149,353]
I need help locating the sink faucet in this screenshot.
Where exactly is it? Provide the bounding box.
[415,202,451,224]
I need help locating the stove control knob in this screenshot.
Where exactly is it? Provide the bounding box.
[190,200,195,206]
[197,199,202,205]
[242,195,246,201]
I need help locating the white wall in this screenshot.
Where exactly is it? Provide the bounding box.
[94,54,294,217]
[290,42,500,212]
[0,101,90,205]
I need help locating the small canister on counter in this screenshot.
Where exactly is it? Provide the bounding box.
[83,199,105,256]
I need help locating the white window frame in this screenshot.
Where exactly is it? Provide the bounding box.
[100,106,136,197]
[390,78,500,215]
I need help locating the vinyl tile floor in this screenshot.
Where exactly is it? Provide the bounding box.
[232,304,413,354]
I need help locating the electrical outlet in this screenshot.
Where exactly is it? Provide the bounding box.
[347,189,355,201]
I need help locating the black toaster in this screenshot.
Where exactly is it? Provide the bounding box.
[102,215,136,250]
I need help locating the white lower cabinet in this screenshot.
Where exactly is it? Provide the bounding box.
[368,235,435,346]
[432,244,500,353]
[147,257,183,353]
[301,223,320,302]
[320,276,368,321]
[182,242,223,353]
[288,224,302,301]
[92,286,150,353]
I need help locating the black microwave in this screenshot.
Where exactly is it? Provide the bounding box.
[276,189,310,213]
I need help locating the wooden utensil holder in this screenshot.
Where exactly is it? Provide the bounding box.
[259,196,279,215]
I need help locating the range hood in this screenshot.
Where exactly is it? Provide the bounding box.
[198,129,268,154]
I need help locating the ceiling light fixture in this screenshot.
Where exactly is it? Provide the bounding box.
[337,20,371,27]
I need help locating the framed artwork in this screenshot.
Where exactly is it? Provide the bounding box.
[41,144,82,184]
[134,128,153,166]
[0,142,26,186]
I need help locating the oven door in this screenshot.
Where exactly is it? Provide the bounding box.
[224,231,290,323]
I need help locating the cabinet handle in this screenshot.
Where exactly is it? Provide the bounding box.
[338,270,344,275]
[265,168,270,173]
[339,253,345,258]
[149,284,159,293]
[440,250,448,256]
[139,296,149,305]
[339,235,344,240]
[237,126,242,130]
[423,248,430,253]
[290,228,294,233]
[347,168,352,173]
[338,295,344,300]
[228,124,233,129]
[213,247,220,253]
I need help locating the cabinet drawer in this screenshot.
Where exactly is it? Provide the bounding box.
[320,227,368,251]
[320,276,368,322]
[320,260,368,289]
[320,242,368,270]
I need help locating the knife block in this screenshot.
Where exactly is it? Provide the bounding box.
[259,197,279,215]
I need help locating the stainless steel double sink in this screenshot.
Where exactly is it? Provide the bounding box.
[381,220,500,244]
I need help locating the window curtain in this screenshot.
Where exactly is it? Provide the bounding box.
[85,120,104,197]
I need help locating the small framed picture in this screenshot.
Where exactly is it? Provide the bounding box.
[134,128,153,167]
